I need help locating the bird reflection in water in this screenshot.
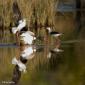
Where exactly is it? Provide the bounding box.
[10,18,37,85]
[47,39,63,59]
[11,45,36,85]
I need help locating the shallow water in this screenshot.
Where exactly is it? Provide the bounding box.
[0,32,85,85]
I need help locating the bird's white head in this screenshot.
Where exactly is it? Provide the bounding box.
[46,27,51,33]
[18,19,26,24]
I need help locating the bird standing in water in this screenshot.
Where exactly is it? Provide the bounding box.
[46,27,63,53]
[46,27,62,37]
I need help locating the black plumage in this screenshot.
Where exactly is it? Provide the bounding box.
[50,31,60,35]
[46,27,62,37]
[20,56,27,64]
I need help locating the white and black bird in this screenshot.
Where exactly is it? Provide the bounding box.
[46,27,62,37]
[12,19,26,34]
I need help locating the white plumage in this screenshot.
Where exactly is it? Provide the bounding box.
[21,46,36,59]
[46,27,62,37]
[53,48,63,52]
[20,31,36,45]
[17,19,26,31]
[27,31,35,36]
[12,27,17,34]
[12,57,26,73]
[12,19,26,34]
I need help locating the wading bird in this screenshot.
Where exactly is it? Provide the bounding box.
[46,26,63,58]
[46,27,62,37]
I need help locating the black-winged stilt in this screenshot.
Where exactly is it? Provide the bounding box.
[46,27,62,37]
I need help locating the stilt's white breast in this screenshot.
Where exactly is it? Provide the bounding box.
[20,31,36,45]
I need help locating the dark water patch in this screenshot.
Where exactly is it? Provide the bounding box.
[0,43,18,48]
[48,52,64,71]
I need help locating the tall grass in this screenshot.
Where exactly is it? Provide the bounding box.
[0,0,77,39]
[0,0,56,27]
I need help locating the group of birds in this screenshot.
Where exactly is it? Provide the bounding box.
[11,18,63,72]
